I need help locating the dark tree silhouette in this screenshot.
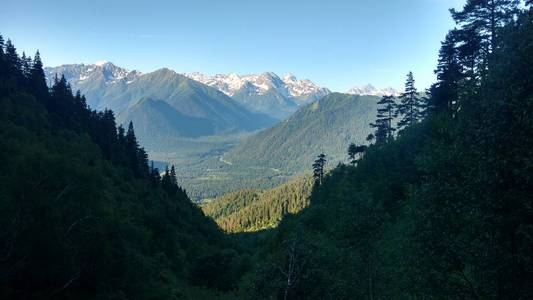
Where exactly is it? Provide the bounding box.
[371,94,397,144]
[396,72,421,132]
[312,153,326,185]
[430,31,463,115]
[29,50,49,100]
[451,0,519,52]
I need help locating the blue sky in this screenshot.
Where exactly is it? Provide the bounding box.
[1,0,464,91]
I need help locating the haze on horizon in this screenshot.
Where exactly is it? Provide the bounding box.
[1,0,464,91]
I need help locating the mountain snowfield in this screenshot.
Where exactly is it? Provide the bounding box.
[186,72,330,104]
[346,84,401,97]
[45,61,142,86]
[186,72,332,119]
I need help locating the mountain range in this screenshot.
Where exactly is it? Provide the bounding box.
[187,72,330,119]
[44,63,277,150]
[45,61,399,120]
[44,62,395,199]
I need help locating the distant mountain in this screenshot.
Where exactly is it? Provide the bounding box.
[44,61,142,110]
[347,84,400,97]
[116,97,216,146]
[223,93,381,174]
[186,72,330,119]
[45,62,276,148]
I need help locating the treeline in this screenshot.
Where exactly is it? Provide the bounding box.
[240,2,533,299]
[202,176,313,233]
[0,36,248,299]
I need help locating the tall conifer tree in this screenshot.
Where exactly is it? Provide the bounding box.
[396,72,420,132]
[430,31,463,114]
[312,153,327,185]
[4,39,20,73]
[20,52,32,80]
[451,0,519,78]
[396,72,420,131]
[371,95,397,144]
[29,50,49,100]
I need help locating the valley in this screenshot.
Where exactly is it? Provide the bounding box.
[45,63,384,201]
[2,1,532,298]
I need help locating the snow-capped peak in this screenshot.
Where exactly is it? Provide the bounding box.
[283,73,297,82]
[185,72,330,104]
[94,60,110,66]
[346,84,400,97]
[44,62,142,86]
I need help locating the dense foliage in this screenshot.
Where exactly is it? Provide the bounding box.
[202,176,313,233]
[0,38,247,299]
[240,3,533,299]
[225,93,380,173]
[1,1,532,299]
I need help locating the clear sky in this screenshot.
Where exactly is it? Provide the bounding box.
[1,0,464,92]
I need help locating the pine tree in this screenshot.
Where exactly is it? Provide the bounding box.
[312,153,326,185]
[161,165,178,194]
[125,121,140,174]
[371,95,397,144]
[48,74,75,121]
[51,74,72,98]
[396,72,420,132]
[4,39,20,73]
[29,50,49,100]
[117,125,126,144]
[3,39,23,88]
[430,31,463,115]
[451,0,519,78]
[74,90,82,108]
[20,52,32,80]
[125,121,138,151]
[99,110,118,159]
[137,147,150,178]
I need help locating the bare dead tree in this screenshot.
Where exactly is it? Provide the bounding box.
[277,236,308,300]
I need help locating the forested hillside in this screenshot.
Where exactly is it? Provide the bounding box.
[202,176,313,232]
[1,1,532,299]
[0,37,247,299]
[239,3,533,298]
[225,93,380,173]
